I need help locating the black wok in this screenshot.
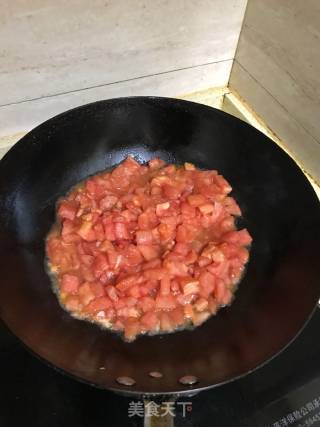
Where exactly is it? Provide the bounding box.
[0,97,319,398]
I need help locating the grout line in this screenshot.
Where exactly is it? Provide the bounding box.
[227,0,250,88]
[232,61,320,147]
[0,59,233,108]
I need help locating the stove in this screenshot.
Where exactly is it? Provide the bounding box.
[1,308,320,427]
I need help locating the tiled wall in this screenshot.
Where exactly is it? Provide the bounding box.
[229,0,320,182]
[0,0,247,138]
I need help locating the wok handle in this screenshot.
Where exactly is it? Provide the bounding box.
[143,399,175,427]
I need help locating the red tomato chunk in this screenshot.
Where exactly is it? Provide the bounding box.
[46,157,252,341]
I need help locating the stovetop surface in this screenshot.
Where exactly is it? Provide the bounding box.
[1,309,320,427]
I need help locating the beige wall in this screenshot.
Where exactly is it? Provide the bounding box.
[229,0,320,182]
[0,0,247,137]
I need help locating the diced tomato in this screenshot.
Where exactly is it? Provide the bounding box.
[92,253,109,278]
[176,224,197,243]
[221,289,233,306]
[123,244,143,266]
[155,294,177,310]
[127,285,140,299]
[185,250,198,265]
[92,223,104,241]
[64,295,82,311]
[187,194,207,207]
[198,256,211,267]
[113,319,125,331]
[80,264,95,282]
[160,277,171,296]
[107,250,122,269]
[199,271,216,298]
[141,312,160,330]
[78,283,96,306]
[163,260,188,277]
[77,221,96,241]
[184,304,194,319]
[213,279,226,304]
[84,296,113,313]
[160,312,175,332]
[104,223,116,241]
[124,319,141,341]
[138,244,161,261]
[173,243,190,256]
[114,222,130,240]
[180,278,199,295]
[105,285,119,302]
[99,195,118,211]
[208,296,218,314]
[220,216,236,232]
[163,185,181,200]
[176,293,197,305]
[143,268,167,280]
[79,254,94,266]
[148,158,166,170]
[156,202,171,216]
[135,230,153,245]
[61,274,80,294]
[223,197,241,216]
[117,306,140,318]
[89,281,105,297]
[58,200,78,221]
[47,157,252,342]
[222,229,252,246]
[194,297,209,312]
[170,307,185,326]
[236,247,249,264]
[215,174,232,194]
[116,274,140,292]
[192,311,210,326]
[199,203,215,215]
[142,258,162,270]
[138,296,156,313]
[180,202,196,218]
[61,219,75,236]
[138,211,159,230]
[158,223,176,242]
[170,280,181,295]
[140,280,159,296]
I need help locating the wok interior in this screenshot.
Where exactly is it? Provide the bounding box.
[0,97,319,394]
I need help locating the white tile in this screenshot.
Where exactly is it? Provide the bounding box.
[1,0,246,105]
[0,60,232,137]
[230,61,320,183]
[234,0,320,144]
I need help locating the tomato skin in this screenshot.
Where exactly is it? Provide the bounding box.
[47,157,251,341]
